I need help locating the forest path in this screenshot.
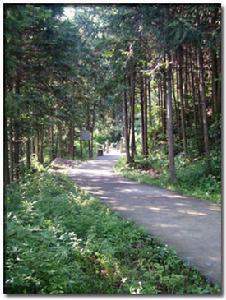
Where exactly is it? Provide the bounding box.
[69,150,221,285]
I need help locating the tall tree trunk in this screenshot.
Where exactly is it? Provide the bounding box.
[158,82,162,126]
[34,133,39,160]
[172,69,179,133]
[166,53,176,182]
[4,117,10,186]
[9,118,14,181]
[123,89,131,163]
[91,103,96,159]
[31,137,35,155]
[86,103,92,159]
[211,48,217,115]
[130,71,136,161]
[140,75,146,156]
[26,137,31,170]
[57,124,63,157]
[216,53,221,114]
[148,78,151,127]
[198,47,211,171]
[14,123,20,180]
[50,124,55,160]
[163,68,167,136]
[148,77,152,151]
[68,123,75,160]
[144,77,148,156]
[177,46,187,154]
[38,127,44,164]
[14,79,21,179]
[190,49,200,152]
[184,46,190,130]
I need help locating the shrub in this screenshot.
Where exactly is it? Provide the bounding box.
[5,173,220,294]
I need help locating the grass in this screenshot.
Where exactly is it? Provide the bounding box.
[5,172,220,294]
[114,155,221,204]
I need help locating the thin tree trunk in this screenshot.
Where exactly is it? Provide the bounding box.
[26,137,31,170]
[184,46,190,132]
[140,75,146,156]
[31,137,35,155]
[9,118,14,181]
[50,124,55,160]
[177,46,187,154]
[172,69,179,132]
[144,77,148,155]
[166,52,176,182]
[123,89,131,163]
[148,77,152,151]
[38,127,44,164]
[148,78,151,127]
[216,53,221,114]
[57,124,63,157]
[158,82,161,126]
[163,68,167,136]
[14,124,20,180]
[198,47,211,171]
[4,117,10,185]
[130,72,136,161]
[211,48,217,115]
[68,124,74,160]
[86,103,92,159]
[91,103,96,159]
[190,49,200,152]
[34,133,39,160]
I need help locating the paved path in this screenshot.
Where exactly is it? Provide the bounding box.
[69,151,222,285]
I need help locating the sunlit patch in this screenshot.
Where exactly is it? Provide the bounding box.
[62,7,76,20]
[178,209,207,216]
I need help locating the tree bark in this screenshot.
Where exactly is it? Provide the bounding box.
[148,78,151,127]
[91,103,96,159]
[177,46,187,154]
[123,89,131,163]
[26,137,31,170]
[14,123,20,180]
[140,76,145,156]
[144,77,148,155]
[172,68,179,133]
[57,124,63,157]
[50,124,55,160]
[163,66,167,136]
[216,52,221,114]
[38,127,44,164]
[198,47,211,171]
[9,118,14,181]
[158,82,162,125]
[166,53,176,182]
[68,123,75,160]
[130,71,136,161]
[211,48,217,115]
[4,117,10,185]
[190,48,200,152]
[140,75,148,156]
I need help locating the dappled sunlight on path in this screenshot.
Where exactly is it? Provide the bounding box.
[69,150,221,285]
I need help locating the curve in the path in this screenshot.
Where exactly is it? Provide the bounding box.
[69,151,222,285]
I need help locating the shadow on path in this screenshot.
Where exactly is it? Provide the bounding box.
[69,150,222,285]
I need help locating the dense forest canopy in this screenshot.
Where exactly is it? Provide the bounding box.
[4,4,221,185]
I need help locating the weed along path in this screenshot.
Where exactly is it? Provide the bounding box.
[69,150,221,285]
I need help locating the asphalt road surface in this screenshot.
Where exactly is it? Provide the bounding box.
[69,150,222,285]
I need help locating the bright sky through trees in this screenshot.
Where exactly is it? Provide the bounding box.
[62,6,76,20]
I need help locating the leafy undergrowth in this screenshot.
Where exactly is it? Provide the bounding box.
[5,172,220,294]
[114,154,221,204]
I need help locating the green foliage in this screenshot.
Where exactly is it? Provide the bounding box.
[115,151,221,204]
[5,172,220,294]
